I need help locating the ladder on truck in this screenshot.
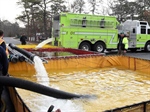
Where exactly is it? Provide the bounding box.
[70,18,116,28]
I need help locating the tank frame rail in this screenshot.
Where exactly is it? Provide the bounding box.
[70,18,116,28]
[104,100,150,112]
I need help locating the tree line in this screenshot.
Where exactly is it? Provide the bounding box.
[0,0,149,38]
[0,20,23,37]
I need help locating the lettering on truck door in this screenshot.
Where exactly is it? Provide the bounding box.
[62,28,77,48]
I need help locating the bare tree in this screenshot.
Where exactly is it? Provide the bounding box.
[88,0,102,15]
[0,20,20,37]
[70,0,86,13]
[16,0,41,38]
[17,0,53,40]
[50,0,67,15]
[136,0,150,23]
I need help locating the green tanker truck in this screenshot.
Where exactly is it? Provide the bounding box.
[52,12,150,52]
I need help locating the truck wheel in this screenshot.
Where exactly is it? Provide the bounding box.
[79,42,91,51]
[94,42,105,53]
[145,42,150,52]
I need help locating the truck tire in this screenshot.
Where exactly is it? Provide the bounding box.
[94,42,105,53]
[79,42,91,51]
[145,42,150,52]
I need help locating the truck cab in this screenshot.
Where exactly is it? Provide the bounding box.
[119,20,150,52]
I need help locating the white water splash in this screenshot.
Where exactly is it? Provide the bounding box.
[35,38,54,49]
[28,94,85,112]
[33,56,49,86]
[31,56,84,112]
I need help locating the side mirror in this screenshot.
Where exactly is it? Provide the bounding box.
[133,28,135,33]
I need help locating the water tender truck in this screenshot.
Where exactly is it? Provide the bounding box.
[52,12,150,52]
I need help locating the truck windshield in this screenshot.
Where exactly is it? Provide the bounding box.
[53,15,60,21]
[122,20,137,31]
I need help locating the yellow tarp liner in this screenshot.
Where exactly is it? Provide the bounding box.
[9,55,150,75]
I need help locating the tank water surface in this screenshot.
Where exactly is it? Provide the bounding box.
[15,67,150,112]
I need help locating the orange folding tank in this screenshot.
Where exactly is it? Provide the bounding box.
[7,46,150,112]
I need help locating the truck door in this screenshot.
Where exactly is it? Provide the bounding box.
[137,26,147,47]
[147,29,150,39]
[129,27,137,48]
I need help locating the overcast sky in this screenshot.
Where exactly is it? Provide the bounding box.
[0,0,22,23]
[0,0,135,27]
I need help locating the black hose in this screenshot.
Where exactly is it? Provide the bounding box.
[8,43,35,61]
[0,76,90,99]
